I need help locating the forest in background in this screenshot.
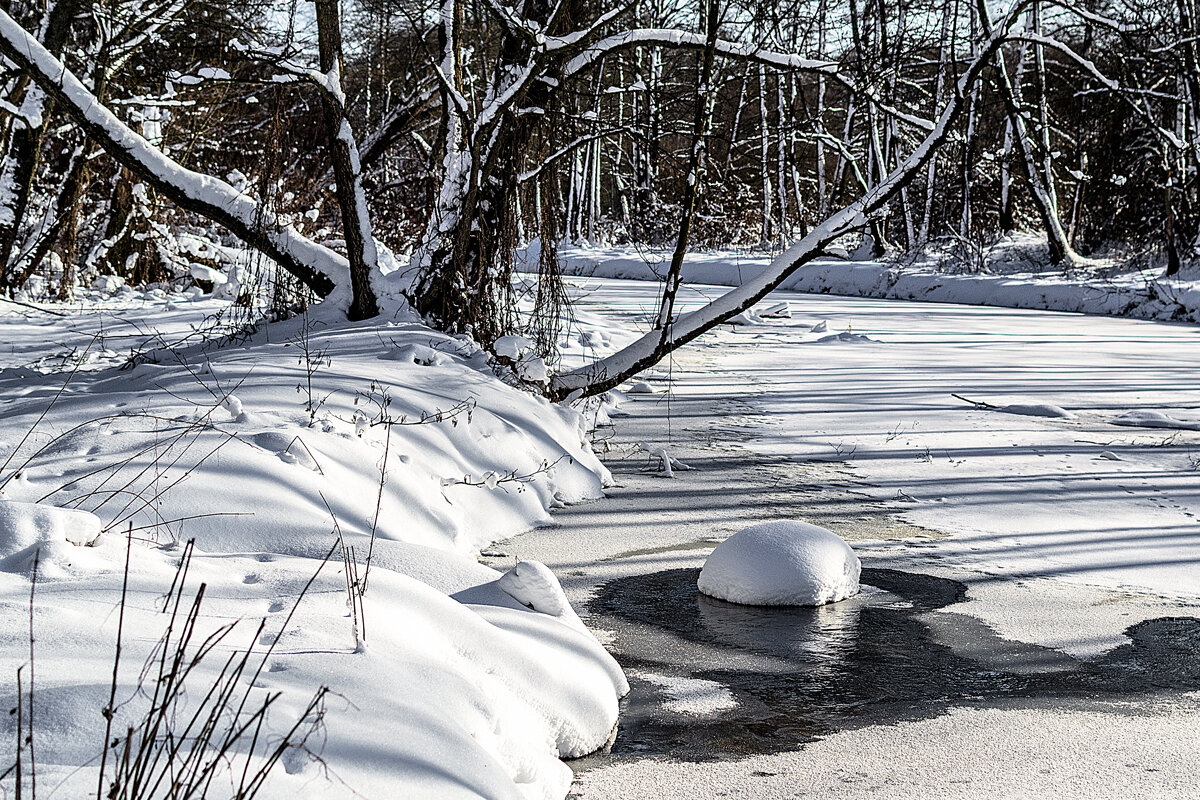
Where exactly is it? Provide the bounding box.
[1,0,1198,338]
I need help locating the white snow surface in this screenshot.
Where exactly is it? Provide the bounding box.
[0,292,626,799]
[1111,409,1200,430]
[998,402,1074,418]
[698,521,861,606]
[555,270,1200,600]
[637,673,737,715]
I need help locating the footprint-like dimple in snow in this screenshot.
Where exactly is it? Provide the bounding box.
[268,600,288,613]
[243,573,262,584]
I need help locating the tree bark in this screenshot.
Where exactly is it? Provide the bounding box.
[655,0,720,340]
[314,0,379,319]
[0,0,85,290]
[978,0,1074,265]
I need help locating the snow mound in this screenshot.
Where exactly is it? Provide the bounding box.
[0,500,103,577]
[697,520,861,606]
[492,335,548,382]
[1112,410,1200,431]
[387,343,450,367]
[726,310,763,326]
[816,331,878,344]
[497,559,588,634]
[999,403,1074,419]
[494,334,533,360]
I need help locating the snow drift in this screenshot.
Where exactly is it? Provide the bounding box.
[0,291,627,799]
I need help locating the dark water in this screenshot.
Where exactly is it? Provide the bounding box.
[583,567,1200,761]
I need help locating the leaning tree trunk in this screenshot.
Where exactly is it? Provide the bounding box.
[655,0,721,338]
[980,0,1075,266]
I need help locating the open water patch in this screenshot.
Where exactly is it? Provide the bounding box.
[583,567,1200,761]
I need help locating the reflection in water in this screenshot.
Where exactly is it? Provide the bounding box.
[582,567,1200,763]
[696,590,863,673]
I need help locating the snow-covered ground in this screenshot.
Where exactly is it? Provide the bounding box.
[6,251,1200,799]
[0,287,627,799]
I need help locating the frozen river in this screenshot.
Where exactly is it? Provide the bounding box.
[494,278,1200,799]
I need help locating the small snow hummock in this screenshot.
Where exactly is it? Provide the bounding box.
[0,500,103,577]
[697,520,861,606]
[497,560,589,634]
[816,331,878,343]
[493,334,533,360]
[492,334,548,382]
[221,394,243,419]
[998,403,1074,419]
[1111,409,1200,431]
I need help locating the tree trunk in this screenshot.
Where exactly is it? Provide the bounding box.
[978,0,1074,265]
[314,0,379,320]
[815,0,829,216]
[0,0,85,290]
[412,0,560,342]
[918,2,952,248]
[655,0,720,338]
[758,62,773,247]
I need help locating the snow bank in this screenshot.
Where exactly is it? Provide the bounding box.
[539,244,1200,325]
[697,521,861,606]
[0,296,626,799]
[1112,410,1200,431]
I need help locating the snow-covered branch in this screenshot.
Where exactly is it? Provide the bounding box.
[549,1,1033,400]
[562,28,840,78]
[0,10,350,306]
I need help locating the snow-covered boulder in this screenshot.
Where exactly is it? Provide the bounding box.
[697,520,861,606]
[91,274,125,293]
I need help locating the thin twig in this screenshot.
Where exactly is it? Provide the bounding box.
[97,525,131,800]
[951,392,1000,409]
